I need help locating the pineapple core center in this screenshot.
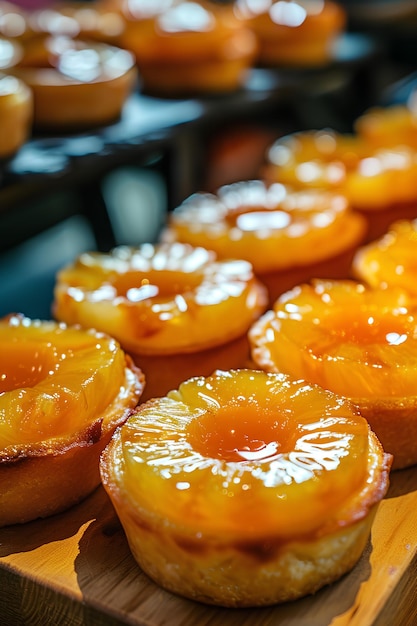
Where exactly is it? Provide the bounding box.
[325,310,409,346]
[112,270,202,299]
[187,403,291,463]
[0,343,58,393]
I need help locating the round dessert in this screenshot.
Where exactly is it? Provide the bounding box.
[0,313,144,527]
[0,2,31,42]
[25,3,127,46]
[162,179,367,304]
[262,129,417,241]
[53,242,268,401]
[352,219,417,298]
[0,35,23,69]
[0,34,32,159]
[355,102,417,150]
[100,368,391,607]
[118,0,258,95]
[250,279,417,469]
[235,0,346,67]
[0,71,33,160]
[11,34,137,130]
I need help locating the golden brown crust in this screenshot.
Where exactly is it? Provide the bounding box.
[108,478,378,607]
[353,396,417,470]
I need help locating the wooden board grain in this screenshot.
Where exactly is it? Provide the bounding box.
[1,466,417,626]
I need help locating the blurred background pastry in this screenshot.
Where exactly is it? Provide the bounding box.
[116,0,258,95]
[162,179,367,304]
[235,0,346,67]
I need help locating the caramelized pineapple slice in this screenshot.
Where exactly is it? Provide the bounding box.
[263,129,417,211]
[250,280,416,399]
[163,180,366,274]
[0,313,143,451]
[353,219,417,297]
[250,280,417,468]
[355,103,417,149]
[53,242,267,356]
[0,313,144,526]
[100,368,390,607]
[116,370,374,537]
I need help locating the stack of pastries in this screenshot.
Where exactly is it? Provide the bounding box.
[5,7,417,612]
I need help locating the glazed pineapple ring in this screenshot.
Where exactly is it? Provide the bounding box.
[249,279,417,468]
[163,179,367,303]
[0,313,144,526]
[353,219,417,297]
[100,369,391,607]
[164,180,366,272]
[53,242,267,356]
[263,129,417,211]
[355,103,417,149]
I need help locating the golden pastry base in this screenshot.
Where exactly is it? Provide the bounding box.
[1,466,417,625]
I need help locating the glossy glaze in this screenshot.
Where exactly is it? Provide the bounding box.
[0,313,142,449]
[53,242,267,355]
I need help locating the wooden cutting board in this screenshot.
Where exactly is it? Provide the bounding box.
[1,465,417,626]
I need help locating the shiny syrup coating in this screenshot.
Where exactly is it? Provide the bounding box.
[164,180,365,274]
[250,279,417,398]
[353,219,417,297]
[116,369,374,541]
[263,129,417,211]
[53,242,267,355]
[0,313,133,447]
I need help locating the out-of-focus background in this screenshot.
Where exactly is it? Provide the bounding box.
[1,0,416,319]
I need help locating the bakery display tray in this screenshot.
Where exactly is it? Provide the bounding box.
[1,465,417,626]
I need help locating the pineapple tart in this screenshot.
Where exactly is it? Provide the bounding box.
[0,313,144,527]
[162,179,366,305]
[250,279,417,469]
[235,0,346,68]
[262,129,417,241]
[100,368,391,607]
[53,242,267,401]
[353,219,417,299]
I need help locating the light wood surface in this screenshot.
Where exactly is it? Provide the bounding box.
[1,465,417,626]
